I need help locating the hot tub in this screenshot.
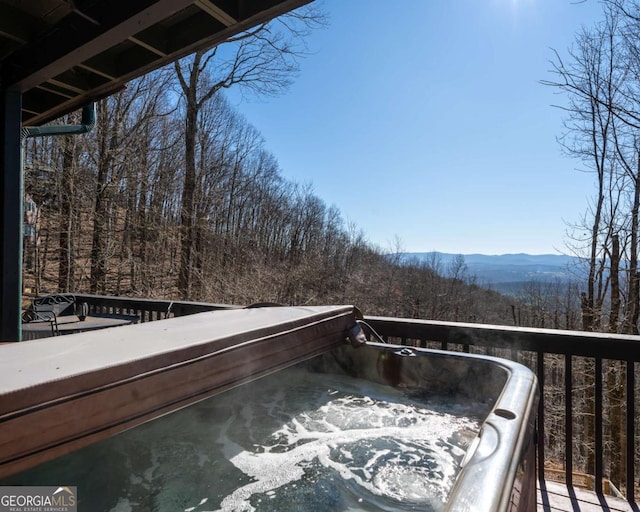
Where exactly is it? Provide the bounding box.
[315,341,539,512]
[0,310,538,512]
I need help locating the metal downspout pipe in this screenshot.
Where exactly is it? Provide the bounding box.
[12,104,97,341]
[21,104,96,140]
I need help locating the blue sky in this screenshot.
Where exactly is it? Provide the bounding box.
[227,0,605,256]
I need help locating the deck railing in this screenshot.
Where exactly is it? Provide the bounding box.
[364,316,640,504]
[51,295,640,503]
[71,293,236,320]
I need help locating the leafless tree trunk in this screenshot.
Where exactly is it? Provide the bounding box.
[174,6,325,299]
[610,234,621,330]
[544,10,624,331]
[57,135,78,292]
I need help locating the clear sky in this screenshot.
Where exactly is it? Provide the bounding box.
[227,0,606,256]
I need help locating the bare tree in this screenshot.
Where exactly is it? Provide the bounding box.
[174,6,326,299]
[89,73,172,293]
[544,7,624,331]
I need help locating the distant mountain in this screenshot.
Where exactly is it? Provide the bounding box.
[397,252,586,295]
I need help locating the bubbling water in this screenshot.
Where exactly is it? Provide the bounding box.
[191,368,482,512]
[1,366,484,512]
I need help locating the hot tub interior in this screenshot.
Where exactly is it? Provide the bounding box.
[0,342,537,512]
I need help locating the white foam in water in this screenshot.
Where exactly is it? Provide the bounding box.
[194,369,481,512]
[2,365,483,512]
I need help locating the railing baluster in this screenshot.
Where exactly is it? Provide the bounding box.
[627,358,635,502]
[595,357,603,495]
[565,354,573,488]
[537,350,545,483]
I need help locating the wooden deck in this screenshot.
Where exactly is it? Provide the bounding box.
[538,481,640,512]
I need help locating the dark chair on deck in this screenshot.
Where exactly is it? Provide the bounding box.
[22,294,77,337]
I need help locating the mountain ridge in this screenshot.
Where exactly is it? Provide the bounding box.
[398,252,585,294]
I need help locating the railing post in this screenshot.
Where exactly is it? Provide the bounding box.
[538,350,545,483]
[626,358,635,502]
[1,90,23,342]
[595,357,603,495]
[565,354,573,488]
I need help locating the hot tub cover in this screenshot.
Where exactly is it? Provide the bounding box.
[0,305,360,478]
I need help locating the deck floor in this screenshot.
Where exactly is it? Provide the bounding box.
[538,481,640,512]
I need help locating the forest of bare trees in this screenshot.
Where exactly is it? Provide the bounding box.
[536,0,640,491]
[544,0,640,335]
[22,71,521,322]
[20,2,593,329]
[20,5,522,327]
[18,0,640,495]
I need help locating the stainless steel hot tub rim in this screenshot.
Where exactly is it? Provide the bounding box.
[357,342,539,512]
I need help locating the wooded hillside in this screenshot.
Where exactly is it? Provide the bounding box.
[22,74,519,324]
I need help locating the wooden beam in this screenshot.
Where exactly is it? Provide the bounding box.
[76,63,118,81]
[128,36,167,57]
[81,44,161,81]
[17,0,312,126]
[195,0,237,26]
[36,84,76,100]
[3,0,195,92]
[46,76,94,95]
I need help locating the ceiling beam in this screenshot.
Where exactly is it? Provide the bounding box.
[46,77,92,95]
[35,84,76,100]
[76,63,118,81]
[194,0,237,27]
[48,69,110,94]
[128,36,167,58]
[2,0,195,93]
[11,0,312,125]
[22,106,40,116]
